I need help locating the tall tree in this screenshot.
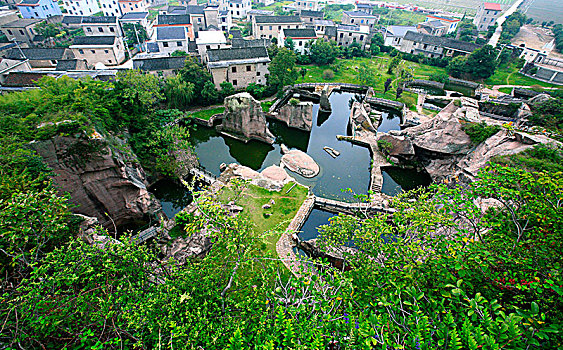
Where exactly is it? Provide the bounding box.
[267,47,299,92]
[309,39,339,65]
[465,45,497,79]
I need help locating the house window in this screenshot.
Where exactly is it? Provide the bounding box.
[246,65,251,71]
[51,60,57,65]
[269,26,272,30]
[163,42,169,47]
[7,30,12,35]
[260,26,263,30]
[104,49,109,53]
[257,71,260,76]
[19,30,25,35]
[232,66,237,73]
[232,79,237,85]
[108,59,112,63]
[110,27,115,32]
[98,27,103,32]
[79,49,84,54]
[91,50,96,53]
[177,41,182,46]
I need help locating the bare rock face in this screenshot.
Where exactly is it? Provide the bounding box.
[161,231,212,264]
[218,92,274,144]
[30,135,161,230]
[404,110,474,155]
[319,89,332,113]
[275,101,313,131]
[376,133,415,157]
[229,163,294,191]
[281,149,320,178]
[350,101,376,133]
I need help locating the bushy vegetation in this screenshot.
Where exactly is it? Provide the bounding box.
[462,121,501,143]
[493,144,563,173]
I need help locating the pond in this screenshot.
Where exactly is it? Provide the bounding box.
[408,85,445,96]
[376,107,402,133]
[293,208,338,257]
[381,167,432,196]
[191,91,374,202]
[444,82,475,97]
[149,178,195,219]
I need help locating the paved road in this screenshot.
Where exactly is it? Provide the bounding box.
[489,0,526,47]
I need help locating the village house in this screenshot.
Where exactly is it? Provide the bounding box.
[16,0,61,19]
[196,30,228,62]
[355,2,376,14]
[154,26,189,55]
[423,14,460,34]
[99,0,122,17]
[252,15,303,40]
[299,9,323,25]
[0,56,32,85]
[383,25,417,48]
[132,55,187,76]
[473,2,502,31]
[61,15,83,28]
[400,31,482,58]
[278,28,317,54]
[69,35,126,66]
[246,9,273,23]
[294,0,324,12]
[206,46,270,89]
[185,5,206,31]
[254,0,274,6]
[63,0,100,16]
[119,11,150,33]
[154,14,195,40]
[55,58,90,71]
[4,47,74,68]
[335,24,370,49]
[81,16,122,36]
[227,0,251,19]
[118,0,148,15]
[1,18,43,44]
[341,10,378,31]
[313,19,334,36]
[417,20,447,36]
[0,9,20,26]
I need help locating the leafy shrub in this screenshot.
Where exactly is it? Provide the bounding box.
[377,139,393,154]
[429,72,449,83]
[322,69,335,80]
[289,98,300,106]
[462,121,501,143]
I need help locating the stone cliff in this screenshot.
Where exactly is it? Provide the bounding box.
[273,101,313,131]
[217,92,275,144]
[30,134,162,230]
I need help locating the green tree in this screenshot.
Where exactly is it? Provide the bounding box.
[357,62,377,87]
[201,80,219,105]
[35,22,64,38]
[220,81,236,98]
[267,47,298,92]
[179,57,216,104]
[115,70,164,113]
[284,37,295,51]
[309,39,338,65]
[384,77,392,92]
[447,55,468,78]
[465,45,498,79]
[122,22,148,46]
[164,74,195,109]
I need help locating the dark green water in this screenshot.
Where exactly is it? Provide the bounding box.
[191,92,375,201]
[149,179,194,219]
[408,85,445,96]
[444,83,475,97]
[381,167,432,196]
[294,208,338,257]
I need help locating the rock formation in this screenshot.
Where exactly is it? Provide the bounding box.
[298,238,355,271]
[30,135,162,230]
[280,149,320,178]
[274,101,313,131]
[226,163,295,191]
[350,101,377,133]
[319,89,332,113]
[376,133,415,157]
[217,92,275,144]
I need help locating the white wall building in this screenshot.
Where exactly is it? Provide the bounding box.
[98,0,122,17]
[63,0,100,16]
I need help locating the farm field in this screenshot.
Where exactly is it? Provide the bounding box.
[392,0,515,15]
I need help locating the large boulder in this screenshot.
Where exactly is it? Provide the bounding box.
[218,92,274,144]
[30,135,162,230]
[281,149,320,178]
[275,101,313,131]
[376,133,415,157]
[404,109,474,155]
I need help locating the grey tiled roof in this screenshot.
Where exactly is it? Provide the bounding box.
[231,38,270,48]
[133,56,187,71]
[146,42,160,53]
[299,10,323,18]
[229,29,243,38]
[17,0,39,5]
[56,59,85,71]
[72,36,116,46]
[2,19,42,28]
[403,31,482,53]
[282,28,317,38]
[5,48,71,60]
[156,26,186,40]
[207,46,268,62]
[82,16,117,23]
[343,10,377,18]
[254,15,301,24]
[324,25,336,37]
[120,12,148,20]
[188,40,197,52]
[185,5,205,14]
[62,16,83,24]
[157,14,191,25]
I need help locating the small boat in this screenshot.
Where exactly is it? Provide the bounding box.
[323,146,340,158]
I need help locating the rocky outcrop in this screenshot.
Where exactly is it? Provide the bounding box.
[217,92,274,144]
[274,101,313,131]
[350,101,377,133]
[319,89,332,113]
[298,238,355,271]
[161,231,213,264]
[376,133,415,157]
[226,163,295,191]
[280,148,320,178]
[30,135,161,230]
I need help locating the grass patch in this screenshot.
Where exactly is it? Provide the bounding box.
[217,181,308,253]
[190,107,225,121]
[498,87,513,94]
[422,108,439,117]
[485,64,559,88]
[260,0,292,11]
[492,144,563,173]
